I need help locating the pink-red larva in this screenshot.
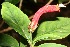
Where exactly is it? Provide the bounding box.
[29,4,60,33]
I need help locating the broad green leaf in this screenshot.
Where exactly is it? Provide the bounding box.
[58,0,69,3]
[5,0,20,4]
[38,43,67,47]
[33,17,70,45]
[0,34,19,47]
[1,2,31,40]
[20,42,26,47]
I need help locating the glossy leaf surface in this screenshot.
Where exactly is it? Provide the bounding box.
[33,17,70,45]
[1,2,31,40]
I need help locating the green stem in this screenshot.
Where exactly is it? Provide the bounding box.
[28,32,34,47]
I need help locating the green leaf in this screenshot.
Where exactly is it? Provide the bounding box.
[1,2,31,40]
[58,0,69,3]
[20,42,26,47]
[38,43,67,47]
[0,34,19,47]
[5,0,20,4]
[33,17,70,45]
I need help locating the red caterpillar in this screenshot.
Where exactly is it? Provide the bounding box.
[29,4,60,32]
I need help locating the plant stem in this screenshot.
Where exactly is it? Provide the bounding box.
[0,27,12,33]
[0,20,4,28]
[47,0,53,5]
[19,0,23,9]
[64,0,70,5]
[28,32,34,47]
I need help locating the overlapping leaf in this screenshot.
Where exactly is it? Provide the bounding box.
[5,0,19,4]
[38,43,67,47]
[33,17,70,45]
[58,0,69,3]
[20,42,26,47]
[0,34,19,47]
[1,2,31,40]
